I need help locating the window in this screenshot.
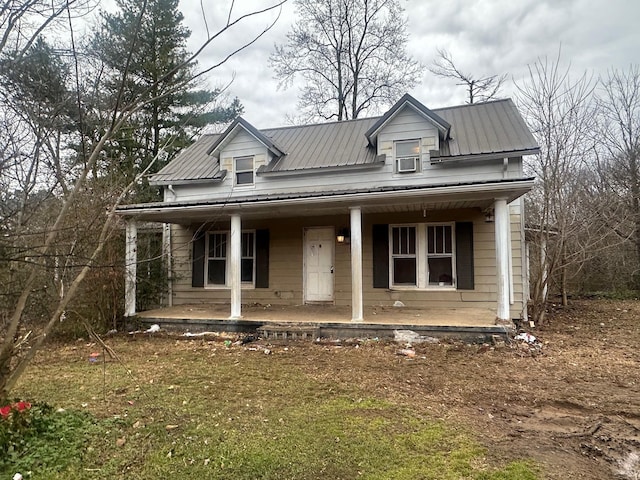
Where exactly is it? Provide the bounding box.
[391,226,417,285]
[389,223,455,288]
[395,140,420,173]
[206,231,255,286]
[427,225,453,286]
[241,232,254,282]
[207,233,226,285]
[234,156,254,185]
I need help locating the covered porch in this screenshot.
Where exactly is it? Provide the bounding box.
[117,178,533,329]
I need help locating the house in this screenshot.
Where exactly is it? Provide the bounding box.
[116,94,539,329]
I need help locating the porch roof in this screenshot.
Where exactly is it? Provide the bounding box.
[116,177,534,223]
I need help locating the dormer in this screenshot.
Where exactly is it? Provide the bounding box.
[207,117,286,186]
[364,94,451,172]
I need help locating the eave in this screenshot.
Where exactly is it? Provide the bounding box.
[116,177,535,223]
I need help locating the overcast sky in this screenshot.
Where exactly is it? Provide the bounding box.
[177,0,639,129]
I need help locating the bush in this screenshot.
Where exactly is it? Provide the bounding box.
[0,401,96,475]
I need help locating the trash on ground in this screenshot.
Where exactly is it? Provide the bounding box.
[394,329,439,345]
[397,348,416,358]
[393,300,405,307]
[145,324,161,333]
[514,332,537,344]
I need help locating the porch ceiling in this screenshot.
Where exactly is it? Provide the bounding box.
[117,178,534,224]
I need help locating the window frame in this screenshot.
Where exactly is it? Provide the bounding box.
[234,155,255,186]
[426,223,456,287]
[388,222,457,289]
[204,230,256,288]
[390,225,418,287]
[394,139,420,174]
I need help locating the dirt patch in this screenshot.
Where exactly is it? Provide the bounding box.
[289,299,640,479]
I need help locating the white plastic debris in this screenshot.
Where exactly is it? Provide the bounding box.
[393,300,405,307]
[13,473,23,480]
[145,324,161,333]
[514,332,537,343]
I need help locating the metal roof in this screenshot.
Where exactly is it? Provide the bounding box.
[150,134,223,185]
[149,97,538,184]
[436,99,538,157]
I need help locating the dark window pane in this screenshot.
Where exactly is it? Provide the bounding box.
[392,227,400,254]
[208,259,226,284]
[408,227,416,254]
[235,157,253,171]
[444,226,452,253]
[436,226,444,253]
[428,227,434,253]
[241,259,254,282]
[236,171,253,185]
[242,232,254,257]
[393,258,416,285]
[429,257,453,285]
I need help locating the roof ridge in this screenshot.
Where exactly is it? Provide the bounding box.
[433,97,513,112]
[261,115,381,132]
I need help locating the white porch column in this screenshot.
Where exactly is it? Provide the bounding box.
[229,214,242,319]
[162,223,173,307]
[124,220,137,317]
[350,207,364,322]
[494,198,510,323]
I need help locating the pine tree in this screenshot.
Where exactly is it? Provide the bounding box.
[93,0,243,200]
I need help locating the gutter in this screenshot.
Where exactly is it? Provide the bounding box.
[116,177,535,216]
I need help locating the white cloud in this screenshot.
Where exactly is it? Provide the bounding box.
[180,0,640,127]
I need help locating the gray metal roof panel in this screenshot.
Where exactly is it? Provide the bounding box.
[261,117,379,172]
[149,134,222,185]
[151,98,538,182]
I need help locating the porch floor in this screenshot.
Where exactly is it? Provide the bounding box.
[133,303,512,342]
[137,303,497,327]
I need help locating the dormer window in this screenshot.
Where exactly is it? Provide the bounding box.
[395,140,420,173]
[234,156,254,185]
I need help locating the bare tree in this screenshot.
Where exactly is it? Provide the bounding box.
[270,0,423,122]
[0,0,285,399]
[429,48,506,104]
[596,66,640,286]
[515,53,620,324]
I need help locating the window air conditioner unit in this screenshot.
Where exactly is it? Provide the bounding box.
[397,156,418,173]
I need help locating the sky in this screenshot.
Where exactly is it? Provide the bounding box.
[177,0,639,129]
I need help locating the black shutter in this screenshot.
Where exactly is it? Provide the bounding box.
[191,230,206,287]
[455,222,474,290]
[255,229,270,288]
[372,224,389,288]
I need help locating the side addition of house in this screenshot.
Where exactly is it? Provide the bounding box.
[117,94,539,327]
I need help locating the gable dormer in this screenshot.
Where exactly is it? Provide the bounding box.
[207,117,286,186]
[365,94,451,173]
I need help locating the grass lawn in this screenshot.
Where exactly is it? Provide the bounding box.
[6,336,538,479]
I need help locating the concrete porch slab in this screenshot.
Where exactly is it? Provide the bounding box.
[134,303,510,342]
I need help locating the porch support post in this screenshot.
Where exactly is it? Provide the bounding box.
[229,213,242,319]
[350,207,364,322]
[162,223,173,307]
[494,198,510,323]
[124,219,137,317]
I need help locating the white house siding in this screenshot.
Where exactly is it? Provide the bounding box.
[167,207,526,320]
[170,159,523,203]
[164,109,524,203]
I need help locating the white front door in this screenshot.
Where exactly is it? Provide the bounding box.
[304,227,334,303]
